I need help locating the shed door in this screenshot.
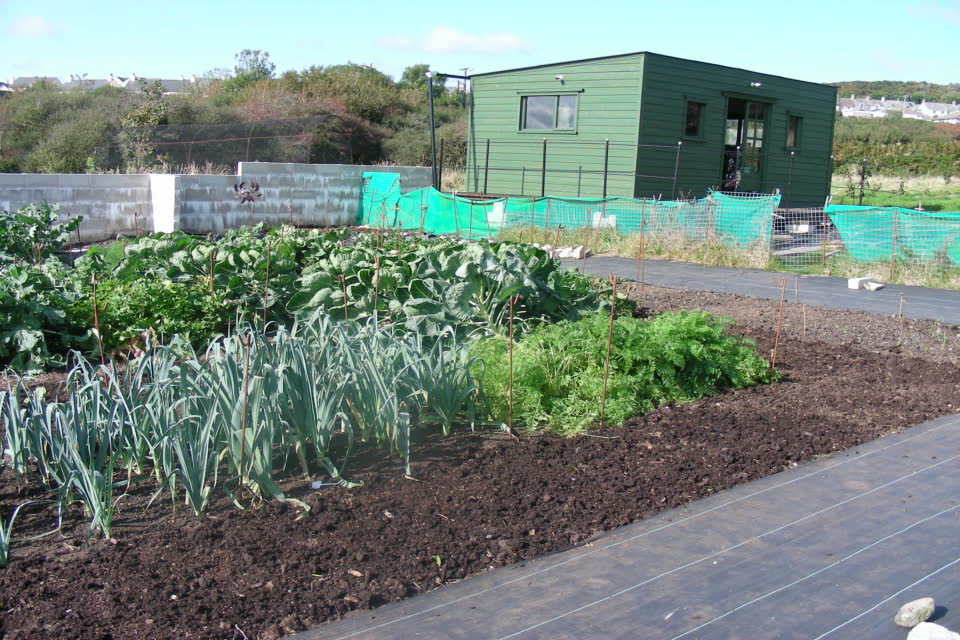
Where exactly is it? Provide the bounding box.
[721,99,768,192]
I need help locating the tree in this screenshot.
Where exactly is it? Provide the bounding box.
[397,64,448,101]
[223,49,276,93]
[118,80,168,172]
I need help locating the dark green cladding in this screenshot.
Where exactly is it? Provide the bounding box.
[466,53,837,208]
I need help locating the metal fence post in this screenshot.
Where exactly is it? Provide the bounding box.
[521,166,526,195]
[671,140,683,200]
[483,139,491,194]
[438,139,445,191]
[890,208,898,282]
[577,165,583,198]
[541,138,548,198]
[602,139,610,198]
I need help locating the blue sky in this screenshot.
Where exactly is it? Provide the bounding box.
[2,0,959,85]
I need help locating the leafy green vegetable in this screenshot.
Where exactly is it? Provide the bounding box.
[471,311,776,434]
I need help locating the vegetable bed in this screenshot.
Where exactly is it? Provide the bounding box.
[1,286,958,640]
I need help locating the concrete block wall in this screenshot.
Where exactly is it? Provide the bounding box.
[0,164,433,241]
[170,164,432,234]
[0,173,152,242]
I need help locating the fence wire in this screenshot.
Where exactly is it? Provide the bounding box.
[360,180,960,286]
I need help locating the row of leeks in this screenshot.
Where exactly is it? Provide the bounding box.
[0,311,483,545]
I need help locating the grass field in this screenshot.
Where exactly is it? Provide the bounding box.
[829,173,960,211]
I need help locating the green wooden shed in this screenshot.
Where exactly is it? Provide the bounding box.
[465,52,837,208]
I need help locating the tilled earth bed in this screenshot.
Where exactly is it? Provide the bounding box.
[1,285,959,640]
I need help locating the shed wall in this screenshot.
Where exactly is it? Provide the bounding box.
[467,56,644,197]
[636,54,837,207]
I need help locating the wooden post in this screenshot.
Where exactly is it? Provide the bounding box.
[508,294,517,435]
[771,278,787,371]
[599,276,618,428]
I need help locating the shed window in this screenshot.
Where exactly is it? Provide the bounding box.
[684,101,706,138]
[787,114,802,148]
[521,95,577,130]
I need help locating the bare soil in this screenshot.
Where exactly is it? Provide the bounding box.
[1,285,958,640]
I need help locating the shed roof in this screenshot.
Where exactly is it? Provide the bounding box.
[468,51,834,90]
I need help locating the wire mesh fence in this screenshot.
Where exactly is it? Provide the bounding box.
[92,115,357,171]
[359,179,960,287]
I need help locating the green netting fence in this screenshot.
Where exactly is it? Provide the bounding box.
[826,205,960,265]
[358,177,781,250]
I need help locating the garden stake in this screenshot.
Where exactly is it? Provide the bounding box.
[552,225,563,260]
[637,219,647,301]
[238,333,253,489]
[262,237,272,330]
[771,278,787,371]
[373,255,381,324]
[581,216,592,273]
[801,304,807,341]
[898,292,905,345]
[91,275,105,366]
[208,250,217,299]
[340,275,349,321]
[599,276,618,428]
[794,277,799,303]
[507,294,517,436]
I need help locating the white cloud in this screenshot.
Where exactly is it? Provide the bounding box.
[910,1,960,26]
[377,25,532,55]
[11,15,56,36]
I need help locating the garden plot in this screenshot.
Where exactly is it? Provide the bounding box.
[1,207,959,640]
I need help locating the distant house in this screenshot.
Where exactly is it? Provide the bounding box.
[836,94,960,123]
[466,52,837,208]
[10,76,61,89]
[5,74,199,94]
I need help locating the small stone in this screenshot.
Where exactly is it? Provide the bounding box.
[896,597,936,628]
[908,622,960,640]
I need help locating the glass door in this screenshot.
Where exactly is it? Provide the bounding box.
[740,102,767,192]
[721,99,768,192]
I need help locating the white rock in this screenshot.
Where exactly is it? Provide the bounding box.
[571,245,589,260]
[848,277,871,289]
[908,622,960,640]
[863,281,885,291]
[896,597,936,627]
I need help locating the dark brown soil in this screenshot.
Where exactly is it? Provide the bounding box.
[1,287,958,640]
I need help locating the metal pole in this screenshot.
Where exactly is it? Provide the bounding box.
[426,72,438,188]
[438,139,445,191]
[787,151,795,204]
[671,140,682,200]
[578,165,582,197]
[483,139,491,194]
[541,138,547,198]
[890,208,898,282]
[521,166,526,195]
[602,139,609,198]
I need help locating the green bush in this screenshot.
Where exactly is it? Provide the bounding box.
[471,310,775,433]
